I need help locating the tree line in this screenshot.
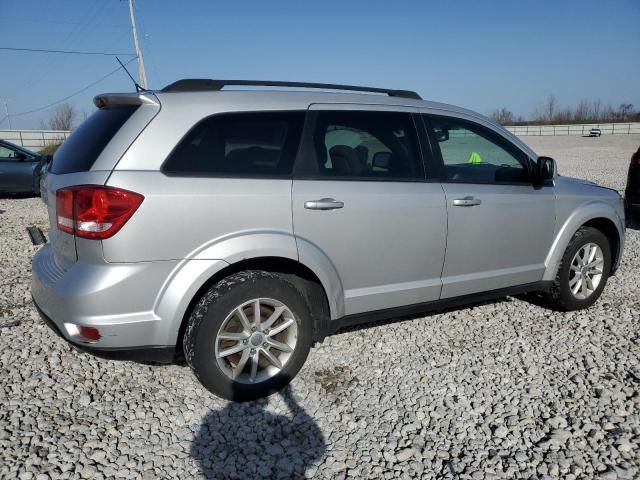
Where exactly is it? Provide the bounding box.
[490,95,639,126]
[38,98,640,131]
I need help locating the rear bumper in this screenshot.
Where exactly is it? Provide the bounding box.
[33,299,176,363]
[31,242,181,355]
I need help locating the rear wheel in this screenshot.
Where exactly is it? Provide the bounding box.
[183,270,313,401]
[545,226,611,311]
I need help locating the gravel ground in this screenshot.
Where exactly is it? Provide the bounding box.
[1,135,639,479]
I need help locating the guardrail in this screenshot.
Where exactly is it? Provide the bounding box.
[505,122,640,136]
[0,129,72,151]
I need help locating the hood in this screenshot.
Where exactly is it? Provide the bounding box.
[556,175,597,186]
[555,174,621,197]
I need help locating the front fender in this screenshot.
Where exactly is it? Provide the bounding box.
[543,201,624,281]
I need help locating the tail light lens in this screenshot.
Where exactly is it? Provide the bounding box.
[55,189,75,234]
[56,186,144,239]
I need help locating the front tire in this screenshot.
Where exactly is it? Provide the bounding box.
[545,227,611,311]
[184,270,313,401]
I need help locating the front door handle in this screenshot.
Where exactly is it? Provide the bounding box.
[453,196,482,207]
[304,198,344,210]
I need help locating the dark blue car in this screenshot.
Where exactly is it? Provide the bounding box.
[0,139,47,195]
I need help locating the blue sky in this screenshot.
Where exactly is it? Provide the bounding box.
[1,0,639,129]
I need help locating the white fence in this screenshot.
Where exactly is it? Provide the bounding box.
[505,122,640,136]
[1,122,639,152]
[0,129,72,151]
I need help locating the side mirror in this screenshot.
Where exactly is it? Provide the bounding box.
[372,151,391,170]
[15,152,27,161]
[537,156,556,182]
[435,127,450,142]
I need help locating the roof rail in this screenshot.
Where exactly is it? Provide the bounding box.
[160,79,422,100]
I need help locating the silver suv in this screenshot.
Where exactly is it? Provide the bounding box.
[31,80,625,401]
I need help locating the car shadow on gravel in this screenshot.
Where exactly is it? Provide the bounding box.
[626,212,640,231]
[190,385,325,478]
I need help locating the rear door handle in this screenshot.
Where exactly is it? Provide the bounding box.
[304,198,344,210]
[453,196,482,207]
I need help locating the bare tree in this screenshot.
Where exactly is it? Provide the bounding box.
[573,99,590,122]
[618,103,634,121]
[602,103,616,122]
[543,94,558,122]
[592,99,601,121]
[42,103,76,131]
[489,107,515,125]
[559,107,575,124]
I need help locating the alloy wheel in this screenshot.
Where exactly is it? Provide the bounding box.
[568,242,604,300]
[214,298,298,384]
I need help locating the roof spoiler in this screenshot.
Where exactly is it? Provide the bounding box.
[161,79,422,100]
[93,92,159,109]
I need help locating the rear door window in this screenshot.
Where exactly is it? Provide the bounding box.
[298,110,424,181]
[50,106,139,174]
[162,111,305,177]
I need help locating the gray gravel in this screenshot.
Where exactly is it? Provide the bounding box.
[1,135,639,479]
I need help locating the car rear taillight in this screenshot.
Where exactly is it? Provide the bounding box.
[56,188,75,234]
[56,186,143,239]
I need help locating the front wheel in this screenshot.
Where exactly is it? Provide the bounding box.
[545,227,612,311]
[183,270,313,401]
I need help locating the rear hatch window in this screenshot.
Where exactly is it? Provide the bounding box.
[50,106,139,174]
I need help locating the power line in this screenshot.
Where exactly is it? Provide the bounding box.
[10,58,137,118]
[0,15,131,29]
[0,47,136,56]
[15,0,118,95]
[17,0,113,93]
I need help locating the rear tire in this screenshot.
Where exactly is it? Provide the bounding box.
[545,227,611,311]
[183,270,313,401]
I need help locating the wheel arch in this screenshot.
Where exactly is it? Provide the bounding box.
[582,217,621,273]
[173,256,334,357]
[543,203,624,281]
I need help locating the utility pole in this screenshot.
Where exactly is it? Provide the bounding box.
[2,98,11,129]
[128,0,148,89]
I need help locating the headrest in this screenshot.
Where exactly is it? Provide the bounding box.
[329,145,361,175]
